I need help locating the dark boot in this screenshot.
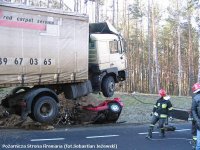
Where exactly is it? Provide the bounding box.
[146,127,153,139]
[160,128,165,138]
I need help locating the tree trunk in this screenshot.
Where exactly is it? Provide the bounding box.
[152,0,160,92]
[112,0,115,25]
[74,0,78,12]
[116,0,119,28]
[95,0,99,23]
[197,1,200,83]
[187,2,194,94]
[177,0,182,96]
[148,0,153,93]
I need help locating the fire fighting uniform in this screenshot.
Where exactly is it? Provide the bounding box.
[191,94,197,149]
[146,96,173,138]
[191,91,200,150]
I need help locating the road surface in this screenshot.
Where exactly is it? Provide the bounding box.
[0,122,192,150]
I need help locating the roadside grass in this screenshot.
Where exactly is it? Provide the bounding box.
[122,93,191,110]
[94,92,191,110]
[93,92,192,124]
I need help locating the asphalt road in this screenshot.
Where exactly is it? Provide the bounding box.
[0,122,193,150]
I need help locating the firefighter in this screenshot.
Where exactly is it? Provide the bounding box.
[146,89,173,139]
[191,83,200,150]
[190,94,197,149]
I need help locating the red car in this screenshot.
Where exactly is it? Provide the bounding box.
[82,97,123,123]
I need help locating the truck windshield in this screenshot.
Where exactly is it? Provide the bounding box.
[109,40,118,54]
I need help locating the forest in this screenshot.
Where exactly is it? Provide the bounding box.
[2,0,200,96]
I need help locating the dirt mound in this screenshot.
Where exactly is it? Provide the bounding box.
[55,94,101,125]
[0,94,104,129]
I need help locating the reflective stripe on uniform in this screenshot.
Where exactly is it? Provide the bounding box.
[150,124,155,127]
[154,112,159,116]
[162,104,167,109]
[193,136,197,140]
[154,105,157,108]
[168,107,173,110]
[160,114,167,118]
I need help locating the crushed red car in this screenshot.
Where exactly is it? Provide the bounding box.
[82,97,123,124]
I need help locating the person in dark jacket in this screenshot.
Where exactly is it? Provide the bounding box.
[146,89,173,139]
[191,83,200,150]
[190,94,197,149]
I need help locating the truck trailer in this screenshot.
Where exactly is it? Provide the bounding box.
[0,3,127,123]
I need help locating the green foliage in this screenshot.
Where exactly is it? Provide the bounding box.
[128,0,144,20]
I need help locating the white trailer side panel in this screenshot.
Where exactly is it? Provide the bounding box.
[0,5,89,87]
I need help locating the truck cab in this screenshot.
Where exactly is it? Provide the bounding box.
[89,22,127,97]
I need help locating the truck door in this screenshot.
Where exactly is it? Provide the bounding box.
[109,39,126,71]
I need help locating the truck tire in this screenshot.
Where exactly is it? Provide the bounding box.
[32,96,59,123]
[102,76,115,97]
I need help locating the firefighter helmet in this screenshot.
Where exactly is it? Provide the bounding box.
[159,89,166,97]
[192,83,200,93]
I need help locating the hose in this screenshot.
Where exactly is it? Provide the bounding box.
[131,94,189,110]
[131,94,154,105]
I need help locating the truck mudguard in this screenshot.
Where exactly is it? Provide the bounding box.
[102,67,118,82]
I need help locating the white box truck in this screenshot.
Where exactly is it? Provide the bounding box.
[0,3,127,123]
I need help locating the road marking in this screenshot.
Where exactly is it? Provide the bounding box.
[147,138,192,141]
[175,129,191,132]
[138,132,159,135]
[31,138,65,142]
[86,135,119,139]
[138,128,191,135]
[166,137,192,140]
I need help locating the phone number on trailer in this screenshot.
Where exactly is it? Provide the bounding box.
[0,58,55,66]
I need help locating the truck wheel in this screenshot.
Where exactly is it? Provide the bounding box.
[32,96,58,123]
[102,76,115,97]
